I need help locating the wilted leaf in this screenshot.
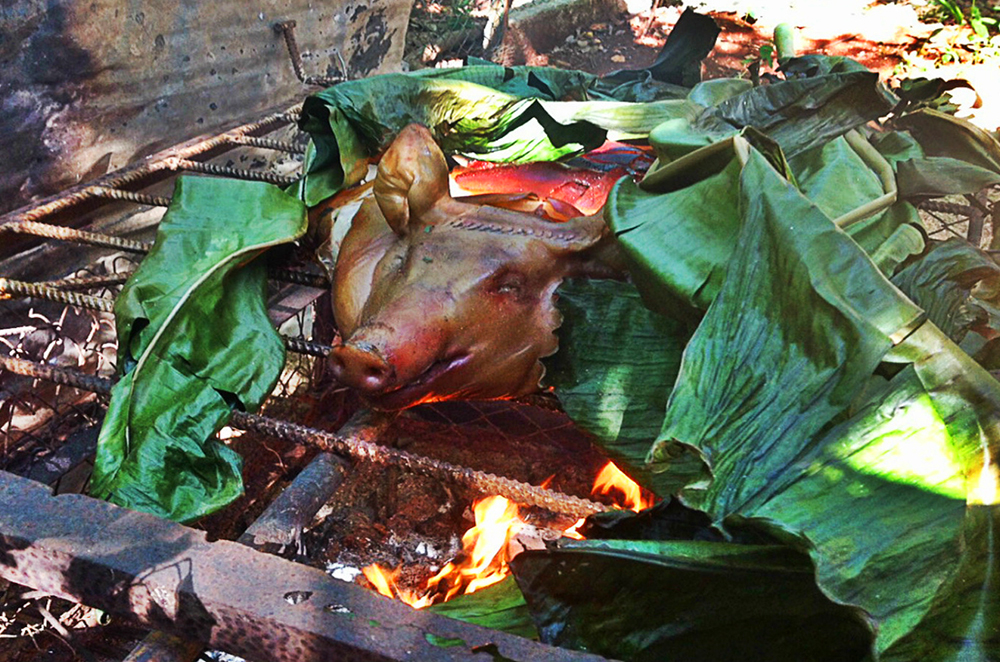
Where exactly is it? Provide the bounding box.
[512,539,873,662]
[545,279,700,492]
[895,107,1000,174]
[607,151,741,318]
[90,177,307,521]
[698,70,896,157]
[651,148,924,513]
[892,238,1000,344]
[427,576,537,640]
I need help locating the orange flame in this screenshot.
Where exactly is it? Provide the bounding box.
[364,463,657,606]
[592,461,657,511]
[362,495,523,608]
[563,461,657,539]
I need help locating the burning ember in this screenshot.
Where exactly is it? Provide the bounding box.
[592,461,657,512]
[564,460,657,539]
[363,495,523,608]
[362,461,655,607]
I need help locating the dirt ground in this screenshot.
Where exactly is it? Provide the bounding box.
[408,0,1000,131]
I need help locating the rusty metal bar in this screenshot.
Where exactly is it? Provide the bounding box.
[284,337,332,358]
[275,21,345,87]
[0,278,116,311]
[0,357,608,519]
[233,412,609,518]
[43,272,133,291]
[90,187,172,208]
[0,470,610,662]
[267,267,330,290]
[229,135,307,154]
[163,158,301,187]
[1,220,152,253]
[0,104,303,264]
[0,278,332,358]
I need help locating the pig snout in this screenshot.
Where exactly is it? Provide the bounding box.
[329,342,393,392]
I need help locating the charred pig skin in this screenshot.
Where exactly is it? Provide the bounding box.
[329,124,619,410]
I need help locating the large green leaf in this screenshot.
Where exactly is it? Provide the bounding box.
[892,238,1000,344]
[894,157,1000,198]
[606,153,742,318]
[894,107,1000,174]
[789,136,885,220]
[426,576,537,640]
[90,177,307,522]
[298,72,626,205]
[744,321,1000,657]
[788,135,925,273]
[870,122,1000,198]
[544,279,701,492]
[697,70,896,157]
[651,147,925,513]
[512,539,873,662]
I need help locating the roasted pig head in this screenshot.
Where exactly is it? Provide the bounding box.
[329,123,617,410]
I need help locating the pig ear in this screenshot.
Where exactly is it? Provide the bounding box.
[374,124,451,236]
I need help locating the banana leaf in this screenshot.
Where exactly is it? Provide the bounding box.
[511,539,874,662]
[298,75,608,205]
[606,149,742,318]
[871,122,1000,198]
[742,319,1000,658]
[630,147,1000,655]
[544,279,702,492]
[650,147,925,510]
[780,54,874,77]
[575,497,725,543]
[601,7,721,90]
[789,135,925,274]
[696,69,896,157]
[90,177,307,522]
[894,157,1000,198]
[894,107,1000,174]
[891,238,1000,344]
[426,576,537,640]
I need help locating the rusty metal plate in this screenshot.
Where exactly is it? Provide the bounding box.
[0,470,613,662]
[0,0,411,216]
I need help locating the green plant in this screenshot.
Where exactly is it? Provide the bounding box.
[928,0,999,39]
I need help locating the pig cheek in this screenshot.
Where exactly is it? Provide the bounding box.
[454,293,558,399]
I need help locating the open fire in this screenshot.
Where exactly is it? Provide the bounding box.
[362,460,654,608]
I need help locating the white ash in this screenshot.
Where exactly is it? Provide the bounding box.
[325,562,363,583]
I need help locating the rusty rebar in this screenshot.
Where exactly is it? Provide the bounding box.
[267,267,330,289]
[275,20,345,87]
[0,282,333,358]
[0,104,302,229]
[6,223,329,291]
[228,135,307,154]
[0,278,116,312]
[918,200,975,217]
[43,273,133,291]
[90,187,171,207]
[164,158,301,187]
[284,337,332,358]
[1,220,151,253]
[0,356,608,518]
[0,355,113,394]
[232,412,608,518]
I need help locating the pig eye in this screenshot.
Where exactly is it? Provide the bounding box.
[491,270,525,297]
